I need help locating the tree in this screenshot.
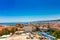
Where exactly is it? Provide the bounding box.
[52,30,60,38]
[0,30,4,36]
[10,28,16,35]
[3,29,10,35]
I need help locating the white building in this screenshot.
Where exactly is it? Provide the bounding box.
[23,25,36,32]
[39,26,49,31]
[24,26,33,32]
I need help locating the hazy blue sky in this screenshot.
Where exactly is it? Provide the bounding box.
[0,0,60,22]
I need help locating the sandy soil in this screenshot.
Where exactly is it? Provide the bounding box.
[6,34,39,40]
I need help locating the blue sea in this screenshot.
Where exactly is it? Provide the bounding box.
[0,22,29,26]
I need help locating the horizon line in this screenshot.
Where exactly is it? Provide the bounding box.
[0,19,60,23]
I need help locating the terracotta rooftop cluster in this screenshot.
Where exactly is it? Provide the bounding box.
[49,23,60,30]
[0,25,15,34]
[0,23,60,32]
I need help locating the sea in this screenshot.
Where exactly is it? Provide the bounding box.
[0,22,29,26]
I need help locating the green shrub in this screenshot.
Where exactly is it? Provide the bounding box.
[3,29,10,35]
[52,30,60,38]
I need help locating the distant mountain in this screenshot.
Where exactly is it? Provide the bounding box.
[29,19,60,24]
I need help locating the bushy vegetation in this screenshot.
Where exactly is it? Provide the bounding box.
[0,30,4,36]
[52,30,60,38]
[47,28,55,34]
[47,28,60,38]
[0,28,16,36]
[3,29,10,35]
[10,28,16,34]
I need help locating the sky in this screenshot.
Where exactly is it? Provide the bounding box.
[0,0,60,22]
